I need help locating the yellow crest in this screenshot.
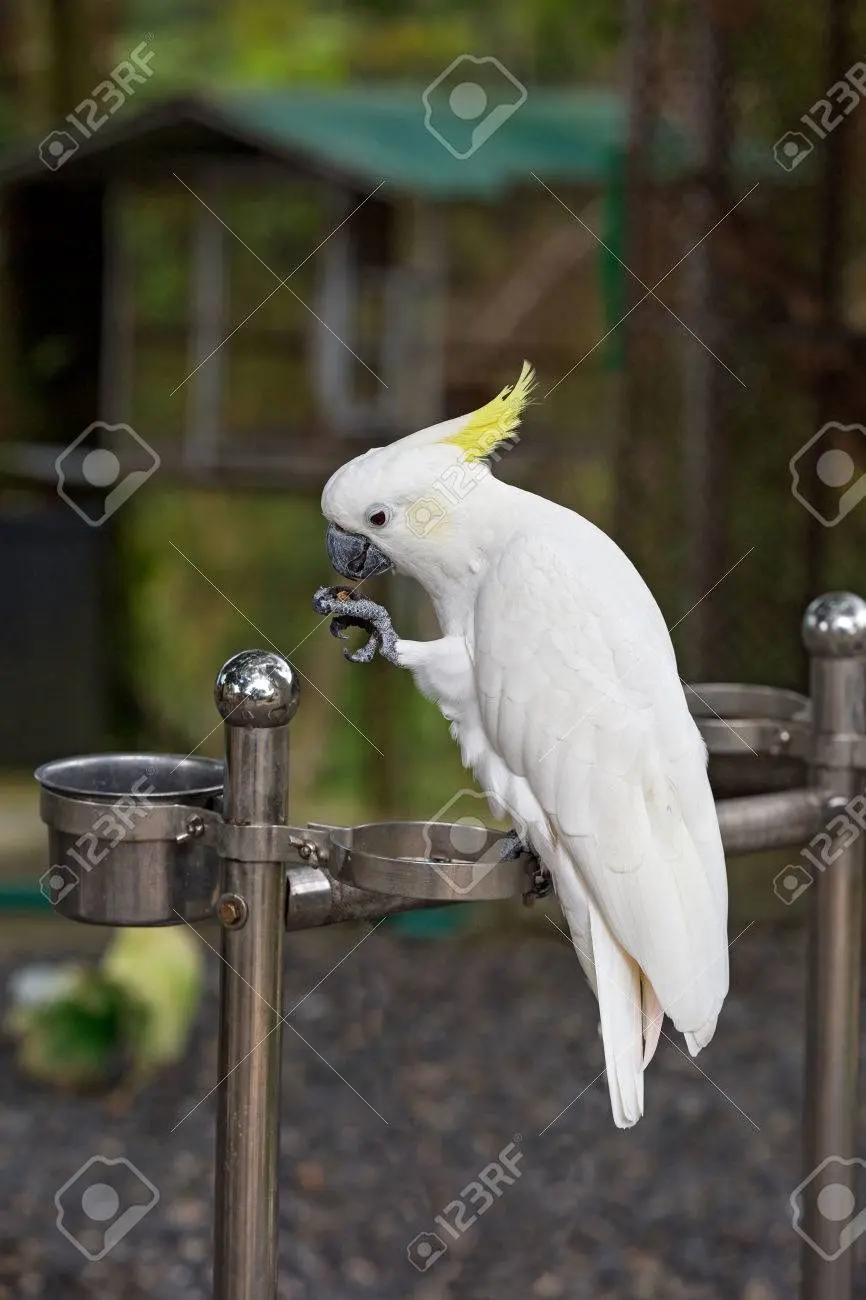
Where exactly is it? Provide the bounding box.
[443,361,536,463]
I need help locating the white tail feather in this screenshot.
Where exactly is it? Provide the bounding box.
[589,905,644,1128]
[684,1013,718,1056]
[641,977,664,1067]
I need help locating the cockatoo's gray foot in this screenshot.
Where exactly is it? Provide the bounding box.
[498,828,527,860]
[496,828,553,902]
[312,586,401,665]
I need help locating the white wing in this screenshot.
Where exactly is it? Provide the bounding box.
[473,526,729,1120]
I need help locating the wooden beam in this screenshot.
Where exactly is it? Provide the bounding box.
[184,171,226,470]
[679,0,733,678]
[99,182,134,424]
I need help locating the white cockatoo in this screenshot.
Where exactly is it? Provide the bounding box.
[315,362,728,1127]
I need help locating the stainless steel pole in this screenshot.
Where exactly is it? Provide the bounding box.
[801,594,866,1300]
[212,649,299,1300]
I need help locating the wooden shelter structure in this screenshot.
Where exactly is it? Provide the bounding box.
[0,84,750,762]
[0,85,688,490]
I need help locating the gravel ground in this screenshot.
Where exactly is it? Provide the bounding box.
[0,913,862,1299]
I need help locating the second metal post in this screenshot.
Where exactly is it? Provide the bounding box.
[801,594,866,1300]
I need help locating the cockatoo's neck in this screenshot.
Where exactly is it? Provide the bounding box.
[403,475,522,638]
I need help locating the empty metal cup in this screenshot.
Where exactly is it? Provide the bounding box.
[35,754,224,925]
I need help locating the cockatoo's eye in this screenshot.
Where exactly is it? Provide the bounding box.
[365,504,391,528]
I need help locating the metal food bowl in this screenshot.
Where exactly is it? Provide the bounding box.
[328,821,534,901]
[686,683,811,799]
[35,753,224,926]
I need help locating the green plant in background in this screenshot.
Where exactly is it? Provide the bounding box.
[4,927,203,1093]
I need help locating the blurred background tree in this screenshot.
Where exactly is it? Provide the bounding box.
[0,0,864,842]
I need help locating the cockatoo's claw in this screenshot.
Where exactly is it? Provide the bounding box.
[313,586,400,666]
[344,634,380,664]
[498,828,528,860]
[330,612,375,642]
[497,829,552,903]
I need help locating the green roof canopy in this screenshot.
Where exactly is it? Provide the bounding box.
[0,85,706,196]
[0,84,772,196]
[220,86,638,197]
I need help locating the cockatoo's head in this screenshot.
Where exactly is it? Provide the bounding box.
[321,362,535,587]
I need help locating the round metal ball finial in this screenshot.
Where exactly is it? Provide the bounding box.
[214,649,300,727]
[802,592,866,657]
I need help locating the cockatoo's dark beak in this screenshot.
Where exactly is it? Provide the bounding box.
[326,522,393,581]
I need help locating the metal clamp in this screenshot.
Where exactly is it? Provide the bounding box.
[285,866,334,928]
[216,823,331,864]
[38,788,223,843]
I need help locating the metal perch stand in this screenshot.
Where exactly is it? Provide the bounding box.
[35,591,866,1300]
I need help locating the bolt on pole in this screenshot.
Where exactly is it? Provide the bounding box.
[212,649,299,1300]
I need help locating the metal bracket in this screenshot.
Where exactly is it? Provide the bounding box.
[217,822,331,865]
[38,788,223,842]
[285,866,334,928]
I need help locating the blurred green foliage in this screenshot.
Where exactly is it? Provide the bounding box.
[2,0,866,836]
